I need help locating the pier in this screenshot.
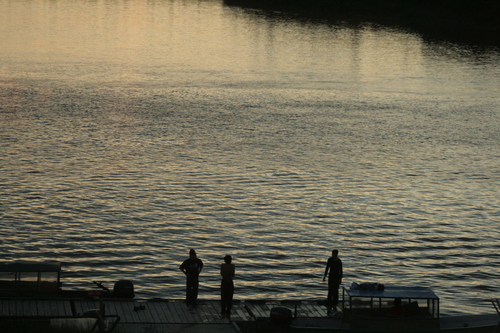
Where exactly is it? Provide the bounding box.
[0,298,340,332]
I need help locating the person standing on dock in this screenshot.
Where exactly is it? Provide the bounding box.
[180,249,204,307]
[323,249,343,308]
[220,255,235,316]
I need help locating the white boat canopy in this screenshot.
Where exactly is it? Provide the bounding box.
[345,286,439,300]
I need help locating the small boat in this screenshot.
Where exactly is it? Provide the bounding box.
[0,261,130,333]
[0,261,134,299]
[289,285,500,332]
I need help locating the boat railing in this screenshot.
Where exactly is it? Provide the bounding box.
[493,299,500,316]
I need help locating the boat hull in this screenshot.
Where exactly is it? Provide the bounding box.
[290,314,499,332]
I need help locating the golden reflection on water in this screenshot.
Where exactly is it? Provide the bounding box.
[1,0,500,316]
[1,0,434,89]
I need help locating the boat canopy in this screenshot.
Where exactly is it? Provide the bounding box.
[0,262,62,273]
[0,262,62,295]
[345,286,439,300]
[341,285,440,331]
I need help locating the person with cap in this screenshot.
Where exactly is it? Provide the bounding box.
[220,255,235,316]
[323,249,343,309]
[180,249,204,307]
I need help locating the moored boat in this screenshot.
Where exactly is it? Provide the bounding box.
[0,261,134,299]
[290,285,499,332]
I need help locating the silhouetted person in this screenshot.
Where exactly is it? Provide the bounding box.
[323,249,343,308]
[220,255,235,316]
[180,249,203,307]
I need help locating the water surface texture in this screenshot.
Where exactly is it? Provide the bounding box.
[1,0,500,315]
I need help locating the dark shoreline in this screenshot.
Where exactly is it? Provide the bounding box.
[223,0,499,47]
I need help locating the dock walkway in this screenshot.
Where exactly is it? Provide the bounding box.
[0,298,334,332]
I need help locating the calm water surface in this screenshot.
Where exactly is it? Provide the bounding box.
[1,0,500,315]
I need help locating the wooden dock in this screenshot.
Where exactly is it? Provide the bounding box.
[0,298,335,332]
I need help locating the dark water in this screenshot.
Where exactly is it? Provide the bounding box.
[1,0,499,315]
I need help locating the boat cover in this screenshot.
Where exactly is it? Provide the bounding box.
[0,262,62,272]
[344,286,439,300]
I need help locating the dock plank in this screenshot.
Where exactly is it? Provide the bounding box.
[195,302,211,323]
[206,301,226,323]
[186,303,205,323]
[188,304,205,323]
[201,301,219,323]
[0,300,9,316]
[253,303,267,318]
[138,300,156,323]
[28,300,40,317]
[204,299,220,317]
[305,303,319,317]
[12,300,19,316]
[111,301,134,324]
[25,300,38,317]
[248,302,268,318]
[18,300,29,316]
[164,302,180,323]
[151,302,167,323]
[123,300,143,323]
[136,300,154,323]
[144,303,160,323]
[163,303,177,323]
[311,303,329,317]
[305,303,323,317]
[245,302,262,319]
[169,302,190,324]
[44,300,57,317]
[72,300,84,315]
[129,300,148,323]
[155,301,175,323]
[299,303,312,317]
[74,300,100,316]
[148,301,171,323]
[234,303,252,321]
[6,300,13,316]
[300,303,313,317]
[16,300,25,317]
[103,301,120,320]
[7,300,16,316]
[175,301,190,322]
[208,300,231,323]
[37,300,50,316]
[120,301,135,323]
[50,300,61,316]
[1,300,12,316]
[147,301,163,323]
[58,300,72,316]
[243,302,258,318]
[124,300,141,323]
[41,300,55,317]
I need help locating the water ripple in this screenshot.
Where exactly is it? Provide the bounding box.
[1,0,499,316]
